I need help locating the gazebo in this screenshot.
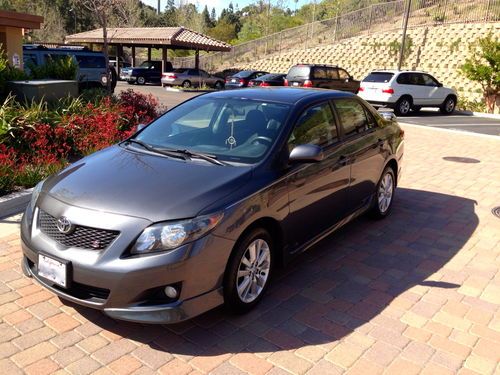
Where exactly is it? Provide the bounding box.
[64,27,231,71]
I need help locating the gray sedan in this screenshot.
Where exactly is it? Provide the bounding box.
[161,68,224,89]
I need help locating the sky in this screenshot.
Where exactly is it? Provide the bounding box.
[142,0,310,16]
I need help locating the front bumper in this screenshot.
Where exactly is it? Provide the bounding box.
[20,198,235,324]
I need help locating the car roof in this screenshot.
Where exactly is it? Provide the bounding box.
[200,87,355,105]
[370,69,431,74]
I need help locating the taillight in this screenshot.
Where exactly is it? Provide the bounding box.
[163,74,176,79]
[382,88,394,94]
[239,79,247,85]
[358,87,364,92]
[284,79,288,86]
[261,82,270,87]
[248,81,254,86]
[225,77,231,83]
[303,80,313,88]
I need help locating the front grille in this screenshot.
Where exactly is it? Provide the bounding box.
[38,210,119,250]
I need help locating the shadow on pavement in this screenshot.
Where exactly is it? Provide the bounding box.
[71,187,478,355]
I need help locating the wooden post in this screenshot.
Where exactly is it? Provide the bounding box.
[147,47,151,61]
[162,46,168,71]
[368,5,374,34]
[131,45,136,66]
[195,49,200,69]
[117,44,123,72]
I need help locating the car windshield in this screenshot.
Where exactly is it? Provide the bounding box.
[364,72,394,83]
[134,96,291,164]
[287,66,311,79]
[135,97,290,164]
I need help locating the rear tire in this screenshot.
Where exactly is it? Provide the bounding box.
[214,81,223,90]
[224,228,273,314]
[394,97,412,116]
[182,80,192,88]
[370,166,396,219]
[440,96,456,115]
[136,76,146,85]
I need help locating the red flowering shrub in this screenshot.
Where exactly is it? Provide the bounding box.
[0,90,160,194]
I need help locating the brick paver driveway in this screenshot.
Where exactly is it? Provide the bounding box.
[1,125,499,375]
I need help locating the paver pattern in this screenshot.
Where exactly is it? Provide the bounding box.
[0,125,499,375]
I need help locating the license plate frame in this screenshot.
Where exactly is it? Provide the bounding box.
[38,253,71,289]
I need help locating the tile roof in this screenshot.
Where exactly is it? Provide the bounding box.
[65,27,231,52]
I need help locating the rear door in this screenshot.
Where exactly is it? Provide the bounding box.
[312,67,330,88]
[405,73,427,105]
[332,98,386,212]
[286,101,350,247]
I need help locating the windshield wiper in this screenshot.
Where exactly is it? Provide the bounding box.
[168,149,229,166]
[123,139,188,160]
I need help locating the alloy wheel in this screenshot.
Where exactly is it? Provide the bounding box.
[378,172,394,213]
[445,98,455,113]
[236,238,271,303]
[399,100,410,115]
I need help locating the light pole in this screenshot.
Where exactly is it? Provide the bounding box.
[158,0,161,15]
[69,8,76,34]
[398,0,411,70]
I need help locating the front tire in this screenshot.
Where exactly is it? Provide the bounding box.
[394,97,412,116]
[136,76,146,85]
[224,228,273,314]
[370,166,395,219]
[214,81,223,90]
[182,80,192,88]
[440,96,456,115]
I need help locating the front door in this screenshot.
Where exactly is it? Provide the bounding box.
[286,101,350,249]
[332,98,386,213]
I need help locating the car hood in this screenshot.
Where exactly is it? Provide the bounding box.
[42,145,252,222]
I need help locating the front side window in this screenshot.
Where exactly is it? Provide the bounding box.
[288,102,337,151]
[338,69,349,80]
[422,74,439,86]
[396,73,410,84]
[334,99,375,137]
[135,97,291,164]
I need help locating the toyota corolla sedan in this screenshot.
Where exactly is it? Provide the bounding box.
[21,88,404,324]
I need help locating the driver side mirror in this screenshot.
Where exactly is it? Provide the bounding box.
[136,123,146,132]
[289,144,324,163]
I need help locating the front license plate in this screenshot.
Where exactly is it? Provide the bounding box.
[38,254,68,288]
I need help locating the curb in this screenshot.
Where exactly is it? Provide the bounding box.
[164,87,215,93]
[454,110,500,119]
[0,188,32,219]
[399,123,500,140]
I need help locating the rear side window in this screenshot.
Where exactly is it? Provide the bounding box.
[287,66,311,79]
[288,102,338,150]
[76,55,105,69]
[396,73,411,84]
[24,53,37,66]
[313,67,327,79]
[364,72,394,83]
[334,99,375,137]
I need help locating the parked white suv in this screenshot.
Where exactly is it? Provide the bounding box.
[358,70,457,116]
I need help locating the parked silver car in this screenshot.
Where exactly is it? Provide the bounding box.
[161,68,224,89]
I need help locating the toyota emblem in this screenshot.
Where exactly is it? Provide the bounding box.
[56,216,73,234]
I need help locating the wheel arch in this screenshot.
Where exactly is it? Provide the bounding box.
[229,216,285,269]
[385,158,399,187]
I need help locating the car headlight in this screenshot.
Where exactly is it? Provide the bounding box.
[30,180,44,210]
[131,212,224,255]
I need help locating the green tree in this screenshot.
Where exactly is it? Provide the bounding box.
[201,5,213,31]
[460,33,500,113]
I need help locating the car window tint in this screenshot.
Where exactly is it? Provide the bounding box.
[328,68,340,80]
[76,55,105,69]
[409,73,424,85]
[334,99,373,136]
[24,53,37,66]
[422,74,438,86]
[396,73,410,84]
[288,102,337,151]
[338,69,349,80]
[313,67,327,79]
[365,72,394,83]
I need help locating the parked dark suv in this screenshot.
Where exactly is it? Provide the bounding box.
[285,64,360,93]
[120,61,172,85]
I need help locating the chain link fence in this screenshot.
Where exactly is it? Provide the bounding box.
[173,0,498,72]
